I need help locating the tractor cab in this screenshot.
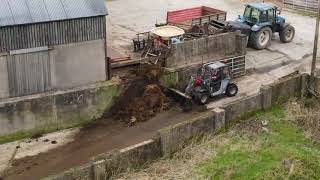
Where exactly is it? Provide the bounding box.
[234,3,295,50]
[241,4,276,25]
[240,3,285,31]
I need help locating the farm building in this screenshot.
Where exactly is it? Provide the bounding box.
[0,0,108,99]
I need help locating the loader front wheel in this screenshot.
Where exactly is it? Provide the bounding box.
[199,94,210,105]
[250,27,272,50]
[182,99,193,112]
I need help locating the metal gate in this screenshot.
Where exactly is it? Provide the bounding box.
[7,50,51,97]
[219,55,246,78]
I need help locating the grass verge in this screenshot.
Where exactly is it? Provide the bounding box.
[197,104,320,179]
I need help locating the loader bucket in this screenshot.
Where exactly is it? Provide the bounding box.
[165,88,193,112]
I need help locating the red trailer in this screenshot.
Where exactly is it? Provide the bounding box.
[167,6,227,28]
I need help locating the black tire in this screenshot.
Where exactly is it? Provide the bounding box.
[280,25,295,43]
[226,83,238,97]
[250,27,272,50]
[182,99,193,112]
[198,94,210,105]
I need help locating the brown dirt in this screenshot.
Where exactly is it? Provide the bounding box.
[109,65,173,124]
[111,83,172,124]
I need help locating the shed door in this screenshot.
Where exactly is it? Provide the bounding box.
[7,51,51,97]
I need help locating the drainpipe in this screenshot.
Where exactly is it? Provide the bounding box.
[104,16,111,80]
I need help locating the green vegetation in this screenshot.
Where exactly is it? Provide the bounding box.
[196,105,320,179]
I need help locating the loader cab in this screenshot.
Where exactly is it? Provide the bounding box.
[242,3,277,26]
[187,61,238,105]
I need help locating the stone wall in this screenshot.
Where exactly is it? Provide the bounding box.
[166,31,247,68]
[46,73,309,180]
[0,81,122,137]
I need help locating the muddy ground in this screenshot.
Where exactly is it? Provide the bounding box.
[3,108,203,180]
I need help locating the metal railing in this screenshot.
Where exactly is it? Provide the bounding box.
[219,55,246,78]
[284,0,319,12]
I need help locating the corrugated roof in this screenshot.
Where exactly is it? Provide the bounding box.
[0,0,108,27]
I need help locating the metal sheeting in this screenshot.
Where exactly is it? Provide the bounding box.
[0,16,106,52]
[0,0,107,26]
[7,50,51,97]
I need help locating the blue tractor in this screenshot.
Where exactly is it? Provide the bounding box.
[213,3,295,50]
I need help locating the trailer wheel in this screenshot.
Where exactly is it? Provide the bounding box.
[250,27,272,50]
[226,83,238,97]
[280,25,295,43]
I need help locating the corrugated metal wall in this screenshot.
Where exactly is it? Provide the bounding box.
[0,16,106,52]
[7,51,51,97]
[283,0,318,12]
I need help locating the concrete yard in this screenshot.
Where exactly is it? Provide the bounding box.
[1,0,320,179]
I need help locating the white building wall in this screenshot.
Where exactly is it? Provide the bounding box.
[50,39,106,89]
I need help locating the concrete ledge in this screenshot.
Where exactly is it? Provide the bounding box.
[158,111,214,157]
[270,73,303,104]
[93,160,107,180]
[93,138,162,179]
[223,93,263,124]
[213,108,226,132]
[0,81,123,137]
[46,163,93,180]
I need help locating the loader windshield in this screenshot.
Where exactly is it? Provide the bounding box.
[243,6,260,24]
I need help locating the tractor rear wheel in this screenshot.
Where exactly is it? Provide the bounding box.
[280,25,295,43]
[226,83,238,97]
[250,27,272,50]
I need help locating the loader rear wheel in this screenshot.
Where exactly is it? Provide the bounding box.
[226,83,238,97]
[250,27,272,50]
[280,25,295,43]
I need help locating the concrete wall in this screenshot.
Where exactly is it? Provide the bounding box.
[166,31,247,68]
[161,65,200,90]
[47,139,162,180]
[50,39,106,89]
[224,93,263,124]
[0,55,9,99]
[0,81,122,137]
